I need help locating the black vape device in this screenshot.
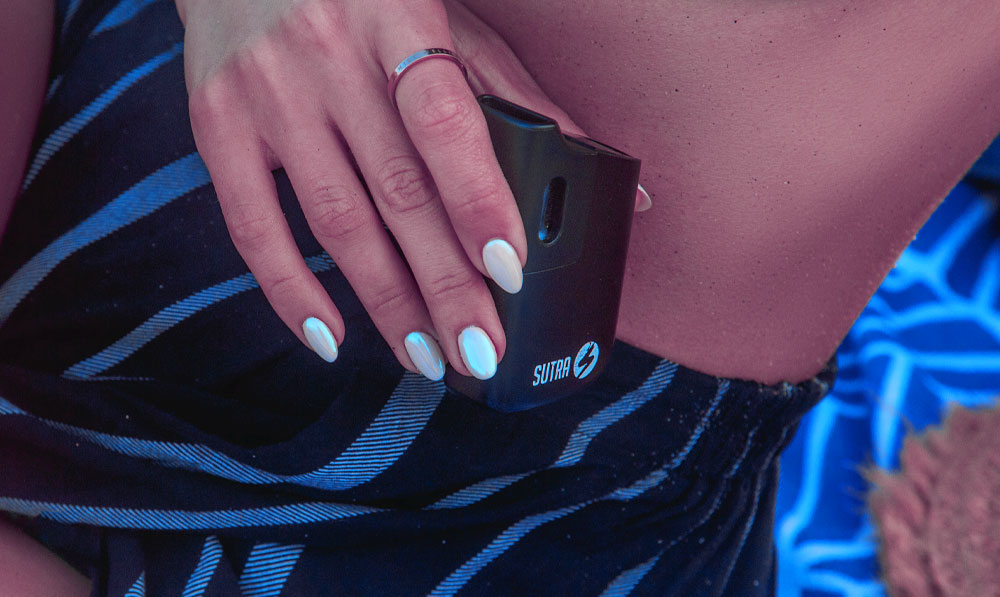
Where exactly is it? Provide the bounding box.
[444,95,641,411]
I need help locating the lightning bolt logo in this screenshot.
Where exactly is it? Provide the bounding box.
[574,341,599,379]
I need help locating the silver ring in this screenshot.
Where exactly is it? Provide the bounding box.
[387,48,468,110]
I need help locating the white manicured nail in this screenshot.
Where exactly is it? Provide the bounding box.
[482,238,523,294]
[302,317,339,363]
[458,326,497,380]
[404,331,446,381]
[636,184,652,212]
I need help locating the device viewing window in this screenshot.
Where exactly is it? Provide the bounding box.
[539,177,567,244]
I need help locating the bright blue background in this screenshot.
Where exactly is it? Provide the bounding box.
[775,140,1000,596]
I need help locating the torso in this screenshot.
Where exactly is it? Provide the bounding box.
[459,0,1000,383]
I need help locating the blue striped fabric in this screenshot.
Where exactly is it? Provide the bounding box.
[20,42,184,191]
[59,0,84,40]
[61,252,336,379]
[606,379,731,502]
[0,1,834,595]
[124,572,146,597]
[2,376,441,491]
[0,497,384,530]
[0,153,210,325]
[429,501,591,597]
[91,0,160,37]
[239,543,306,597]
[552,360,679,468]
[181,536,223,597]
[600,552,663,597]
[428,360,679,510]
[429,378,758,596]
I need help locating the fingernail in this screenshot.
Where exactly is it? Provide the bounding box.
[302,317,339,363]
[458,325,497,380]
[482,238,523,294]
[404,331,446,381]
[636,184,652,212]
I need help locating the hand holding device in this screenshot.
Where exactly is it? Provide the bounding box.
[446,96,641,411]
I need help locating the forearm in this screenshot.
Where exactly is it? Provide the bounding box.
[0,0,54,243]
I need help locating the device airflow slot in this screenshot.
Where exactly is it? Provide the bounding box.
[539,177,566,245]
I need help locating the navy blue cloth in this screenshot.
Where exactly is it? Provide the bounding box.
[0,1,834,595]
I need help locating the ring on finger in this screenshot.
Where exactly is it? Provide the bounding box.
[387,48,468,110]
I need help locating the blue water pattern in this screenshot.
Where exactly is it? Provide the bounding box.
[775,170,1000,596]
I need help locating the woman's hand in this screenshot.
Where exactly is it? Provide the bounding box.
[175,0,649,381]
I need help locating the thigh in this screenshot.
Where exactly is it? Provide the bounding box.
[458,0,1000,383]
[0,516,91,596]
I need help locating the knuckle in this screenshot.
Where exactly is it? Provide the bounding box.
[372,156,437,216]
[261,270,301,305]
[188,79,232,132]
[424,269,479,304]
[236,38,294,102]
[366,282,414,319]
[226,205,274,251]
[410,81,477,143]
[237,35,283,79]
[282,2,345,55]
[451,177,505,221]
[307,183,370,242]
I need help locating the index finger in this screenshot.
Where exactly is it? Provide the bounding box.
[382,44,527,295]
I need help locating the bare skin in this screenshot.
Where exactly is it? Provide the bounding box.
[456,0,1000,383]
[1,0,998,591]
[0,0,52,241]
[0,516,89,597]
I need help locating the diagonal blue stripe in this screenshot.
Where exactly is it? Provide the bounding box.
[666,379,729,469]
[276,374,444,490]
[428,502,590,597]
[91,0,159,37]
[0,374,442,491]
[553,361,678,467]
[238,543,305,597]
[0,497,383,530]
[63,254,337,379]
[606,379,729,502]
[124,571,145,597]
[717,427,789,593]
[21,42,184,190]
[428,359,679,510]
[181,536,223,597]
[425,472,533,510]
[0,398,24,416]
[45,75,64,104]
[599,551,663,597]
[60,0,83,39]
[0,153,210,327]
[63,272,258,379]
[599,430,763,597]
